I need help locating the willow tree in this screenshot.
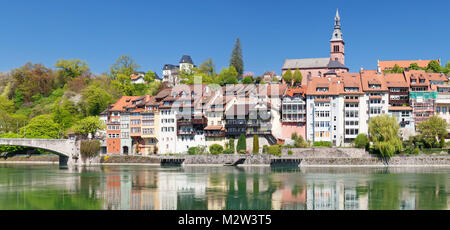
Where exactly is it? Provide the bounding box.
[368,114,402,158]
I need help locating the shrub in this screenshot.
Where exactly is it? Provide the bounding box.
[188,147,197,155]
[262,145,268,154]
[354,134,369,149]
[268,145,281,157]
[209,144,224,155]
[236,134,247,152]
[80,140,100,159]
[223,148,234,154]
[288,150,293,155]
[229,138,235,152]
[413,147,420,155]
[252,135,259,154]
[239,149,247,154]
[313,141,332,147]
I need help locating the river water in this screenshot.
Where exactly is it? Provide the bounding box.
[0,164,449,210]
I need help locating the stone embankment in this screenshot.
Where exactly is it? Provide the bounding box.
[0,155,59,163]
[282,148,450,166]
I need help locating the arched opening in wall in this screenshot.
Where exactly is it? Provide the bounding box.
[123,146,129,155]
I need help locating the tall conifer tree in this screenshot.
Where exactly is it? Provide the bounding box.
[230,38,244,77]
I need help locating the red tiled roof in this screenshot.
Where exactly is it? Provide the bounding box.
[378,60,438,70]
[388,106,413,111]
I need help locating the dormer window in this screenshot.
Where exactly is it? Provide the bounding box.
[368,84,381,89]
[419,79,425,83]
[344,87,359,92]
[318,71,322,77]
[411,79,417,84]
[316,87,329,92]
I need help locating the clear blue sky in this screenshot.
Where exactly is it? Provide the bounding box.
[0,0,449,76]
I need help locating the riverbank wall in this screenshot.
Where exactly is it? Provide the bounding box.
[2,148,450,166]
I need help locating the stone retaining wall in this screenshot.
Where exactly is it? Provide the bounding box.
[282,147,370,158]
[300,155,450,166]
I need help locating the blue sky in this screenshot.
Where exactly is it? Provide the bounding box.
[0,0,449,75]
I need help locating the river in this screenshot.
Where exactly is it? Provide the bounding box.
[0,164,449,210]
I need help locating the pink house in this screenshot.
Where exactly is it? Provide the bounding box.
[281,87,307,140]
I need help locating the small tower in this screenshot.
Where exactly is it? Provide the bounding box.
[330,9,345,65]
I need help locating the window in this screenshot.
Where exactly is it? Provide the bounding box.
[131,119,141,125]
[334,45,339,52]
[143,128,154,135]
[121,132,129,138]
[437,106,441,113]
[131,127,141,133]
[443,107,448,114]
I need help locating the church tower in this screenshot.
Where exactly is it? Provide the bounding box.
[330,9,345,65]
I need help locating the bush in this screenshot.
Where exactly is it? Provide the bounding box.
[253,135,259,154]
[236,134,247,153]
[268,145,281,157]
[262,145,268,154]
[354,134,369,149]
[209,144,224,155]
[188,147,197,155]
[413,147,420,155]
[223,148,234,154]
[80,140,100,159]
[228,138,235,152]
[288,150,293,155]
[313,141,332,147]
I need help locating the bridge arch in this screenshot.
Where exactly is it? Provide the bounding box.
[0,138,79,165]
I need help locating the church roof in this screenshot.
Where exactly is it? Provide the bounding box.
[327,60,348,69]
[282,57,330,70]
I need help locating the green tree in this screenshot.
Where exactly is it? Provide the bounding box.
[409,63,421,70]
[13,88,24,108]
[217,66,239,85]
[283,69,293,84]
[242,76,254,84]
[293,69,303,85]
[143,70,156,83]
[209,144,224,155]
[20,114,60,138]
[416,116,448,148]
[53,99,80,131]
[109,55,140,81]
[55,59,90,87]
[368,115,402,158]
[354,133,369,149]
[71,116,106,138]
[230,38,244,77]
[198,58,216,77]
[427,60,442,73]
[80,85,113,116]
[252,135,259,154]
[236,134,247,153]
[0,96,15,113]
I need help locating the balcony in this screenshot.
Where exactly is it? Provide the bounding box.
[177,119,192,126]
[247,130,271,135]
[192,117,208,125]
[177,130,194,135]
[225,123,247,128]
[205,131,225,137]
[225,130,246,136]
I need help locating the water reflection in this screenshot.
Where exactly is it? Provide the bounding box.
[0,164,449,210]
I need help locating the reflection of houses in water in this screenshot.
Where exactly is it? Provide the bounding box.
[306,182,368,210]
[271,186,306,210]
[103,170,160,210]
[399,190,416,210]
[158,172,208,210]
[130,171,159,210]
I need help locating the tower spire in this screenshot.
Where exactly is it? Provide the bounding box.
[331,9,343,41]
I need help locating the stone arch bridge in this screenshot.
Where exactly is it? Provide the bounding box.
[0,138,81,166]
